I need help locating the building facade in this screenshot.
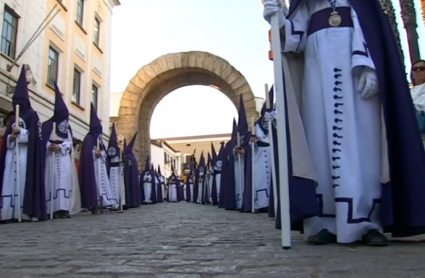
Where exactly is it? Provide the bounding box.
[150,139,181,178]
[0,0,120,140]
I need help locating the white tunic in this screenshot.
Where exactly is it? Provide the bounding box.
[168,180,178,202]
[285,0,382,243]
[0,127,30,221]
[142,174,153,203]
[69,149,81,215]
[69,146,81,215]
[93,148,116,207]
[188,178,194,202]
[109,155,125,207]
[197,177,204,203]
[45,130,72,213]
[159,175,165,201]
[213,162,222,202]
[253,123,271,209]
[233,150,244,210]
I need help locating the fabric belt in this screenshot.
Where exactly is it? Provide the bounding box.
[307,7,353,36]
[110,162,121,167]
[257,142,270,147]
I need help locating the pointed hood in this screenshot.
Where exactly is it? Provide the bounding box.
[125,132,137,154]
[237,95,248,134]
[89,103,102,137]
[107,123,120,158]
[145,154,151,171]
[211,142,217,162]
[198,152,206,175]
[158,165,162,176]
[50,82,70,138]
[207,152,212,167]
[257,85,275,135]
[231,118,238,139]
[12,66,32,113]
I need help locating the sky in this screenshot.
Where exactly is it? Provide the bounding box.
[110,0,425,139]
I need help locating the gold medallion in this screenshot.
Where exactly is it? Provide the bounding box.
[329,11,342,27]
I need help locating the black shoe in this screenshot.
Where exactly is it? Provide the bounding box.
[362,229,388,247]
[307,229,337,245]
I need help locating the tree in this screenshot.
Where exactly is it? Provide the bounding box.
[399,0,421,63]
[381,0,405,63]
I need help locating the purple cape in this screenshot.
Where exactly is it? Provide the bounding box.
[240,132,254,213]
[281,0,425,237]
[123,153,141,208]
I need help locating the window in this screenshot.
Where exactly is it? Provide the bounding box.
[76,0,84,26]
[72,68,81,104]
[47,47,59,86]
[92,84,98,111]
[1,7,18,59]
[93,17,100,46]
[185,155,191,163]
[164,153,167,164]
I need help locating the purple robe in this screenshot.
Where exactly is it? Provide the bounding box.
[123,136,142,208]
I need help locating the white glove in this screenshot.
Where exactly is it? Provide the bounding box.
[263,0,286,28]
[357,67,379,99]
[264,111,276,122]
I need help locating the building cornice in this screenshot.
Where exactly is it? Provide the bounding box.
[109,0,121,7]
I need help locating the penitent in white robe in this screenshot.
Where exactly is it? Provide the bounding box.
[197,176,204,204]
[213,162,222,203]
[285,0,382,243]
[93,148,116,207]
[143,175,153,204]
[233,150,244,210]
[188,178,194,202]
[109,156,125,207]
[168,180,178,202]
[0,127,32,221]
[45,130,72,214]
[159,175,165,202]
[252,123,271,210]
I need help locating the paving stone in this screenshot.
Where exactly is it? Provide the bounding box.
[0,202,424,277]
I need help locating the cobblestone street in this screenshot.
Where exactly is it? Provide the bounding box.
[0,202,425,278]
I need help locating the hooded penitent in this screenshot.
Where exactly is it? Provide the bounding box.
[0,66,47,220]
[79,104,106,209]
[123,132,141,208]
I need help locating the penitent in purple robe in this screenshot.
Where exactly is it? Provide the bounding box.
[0,66,47,221]
[123,134,142,208]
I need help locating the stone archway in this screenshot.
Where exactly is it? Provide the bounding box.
[115,51,258,167]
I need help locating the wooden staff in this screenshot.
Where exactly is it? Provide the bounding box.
[97,138,103,214]
[262,0,291,249]
[50,122,57,219]
[251,116,256,213]
[15,104,21,222]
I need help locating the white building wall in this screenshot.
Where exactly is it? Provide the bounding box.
[150,143,164,174]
